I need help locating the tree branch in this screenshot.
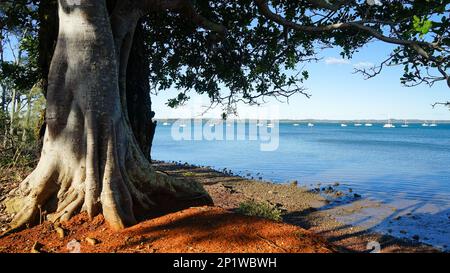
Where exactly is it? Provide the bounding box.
[254,0,435,58]
[139,0,226,36]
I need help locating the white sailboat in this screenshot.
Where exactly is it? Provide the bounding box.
[364,123,373,127]
[293,123,300,127]
[401,120,408,128]
[162,122,170,126]
[354,123,362,127]
[383,119,395,128]
[422,121,429,127]
[340,123,348,127]
[430,120,437,127]
[307,122,314,127]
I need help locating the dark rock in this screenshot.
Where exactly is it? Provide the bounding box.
[400,230,407,234]
[353,193,361,198]
[412,235,420,241]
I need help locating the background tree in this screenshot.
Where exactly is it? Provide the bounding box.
[0,0,448,232]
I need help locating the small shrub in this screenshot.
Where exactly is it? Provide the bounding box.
[236,200,282,221]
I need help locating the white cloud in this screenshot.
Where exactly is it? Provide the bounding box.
[324,57,350,65]
[353,62,375,69]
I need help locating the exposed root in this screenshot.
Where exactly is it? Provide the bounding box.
[1,0,213,233]
[3,124,212,232]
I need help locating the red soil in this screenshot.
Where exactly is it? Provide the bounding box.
[0,206,333,253]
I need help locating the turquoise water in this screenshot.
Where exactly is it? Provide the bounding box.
[153,121,450,207]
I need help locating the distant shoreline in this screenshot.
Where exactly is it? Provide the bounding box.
[155,118,450,123]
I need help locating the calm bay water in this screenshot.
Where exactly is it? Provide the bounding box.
[153,121,450,206]
[152,121,450,248]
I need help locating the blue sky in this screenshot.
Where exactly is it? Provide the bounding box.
[3,34,448,120]
[153,41,450,121]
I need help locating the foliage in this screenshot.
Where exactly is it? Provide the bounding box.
[237,200,282,221]
[143,0,449,112]
[1,0,449,119]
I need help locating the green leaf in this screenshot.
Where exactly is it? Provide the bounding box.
[412,15,433,37]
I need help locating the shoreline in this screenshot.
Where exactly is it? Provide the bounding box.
[0,160,441,253]
[152,160,440,253]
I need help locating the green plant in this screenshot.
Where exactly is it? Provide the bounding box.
[236,200,282,222]
[183,171,196,177]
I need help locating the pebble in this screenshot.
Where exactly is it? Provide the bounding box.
[55,227,65,239]
[85,237,99,246]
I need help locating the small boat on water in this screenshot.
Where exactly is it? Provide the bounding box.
[364,123,373,127]
[340,123,347,127]
[422,121,429,127]
[383,119,395,128]
[293,123,300,127]
[401,120,408,128]
[307,123,314,127]
[354,123,362,127]
[430,120,437,127]
[162,122,170,126]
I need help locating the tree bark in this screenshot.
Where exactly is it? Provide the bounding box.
[4,0,211,232]
[37,0,157,158]
[126,18,157,161]
[38,0,59,99]
[9,88,16,136]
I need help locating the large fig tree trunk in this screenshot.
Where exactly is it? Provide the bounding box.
[4,0,211,232]
[126,18,157,161]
